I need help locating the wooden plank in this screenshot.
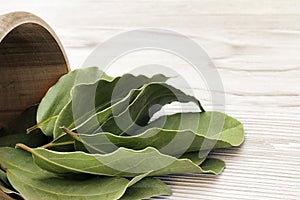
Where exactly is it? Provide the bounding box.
[152,110,300,199]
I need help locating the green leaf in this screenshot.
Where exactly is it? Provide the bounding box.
[120,177,171,200]
[53,74,169,138]
[65,111,243,156]
[0,105,51,148]
[99,82,203,135]
[0,147,154,200]
[200,158,226,174]
[134,111,244,151]
[17,144,225,177]
[179,151,209,165]
[36,67,113,136]
[57,128,211,165]
[67,81,201,138]
[0,67,245,199]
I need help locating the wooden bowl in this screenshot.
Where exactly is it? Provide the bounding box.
[0,12,70,127]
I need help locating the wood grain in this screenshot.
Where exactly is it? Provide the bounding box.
[153,109,300,199]
[0,1,299,199]
[0,12,69,126]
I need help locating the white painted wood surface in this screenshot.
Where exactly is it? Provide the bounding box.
[0,1,299,199]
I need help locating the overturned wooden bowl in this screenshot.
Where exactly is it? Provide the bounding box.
[0,12,70,127]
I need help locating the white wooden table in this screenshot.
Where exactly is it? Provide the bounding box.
[1,1,299,199]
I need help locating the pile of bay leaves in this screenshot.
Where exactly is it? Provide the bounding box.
[0,67,244,200]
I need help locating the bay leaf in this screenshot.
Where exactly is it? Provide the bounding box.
[99,82,203,135]
[200,158,226,173]
[180,151,209,165]
[53,74,168,138]
[120,177,171,200]
[16,144,225,177]
[63,111,243,156]
[35,67,113,136]
[133,111,244,153]
[71,135,211,167]
[0,147,155,200]
[69,81,202,137]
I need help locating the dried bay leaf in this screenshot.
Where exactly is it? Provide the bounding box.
[2,67,244,200]
[99,82,203,135]
[52,74,169,138]
[36,67,113,136]
[17,144,225,177]
[66,111,244,155]
[0,147,167,200]
[120,177,171,200]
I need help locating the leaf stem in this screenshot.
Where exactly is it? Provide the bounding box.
[15,143,34,154]
[40,142,53,149]
[26,124,39,133]
[60,127,79,140]
[26,115,58,134]
[40,141,75,149]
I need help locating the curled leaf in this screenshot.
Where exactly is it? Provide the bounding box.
[99,82,203,135]
[53,74,169,138]
[67,111,244,155]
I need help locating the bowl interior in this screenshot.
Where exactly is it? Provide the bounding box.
[0,21,69,127]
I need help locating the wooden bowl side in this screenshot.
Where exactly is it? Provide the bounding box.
[0,12,70,127]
